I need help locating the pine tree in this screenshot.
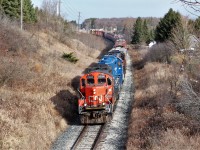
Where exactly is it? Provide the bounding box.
[1,0,36,22]
[131,17,143,44]
[143,19,150,44]
[1,0,20,19]
[155,8,181,42]
[149,29,155,43]
[90,18,96,29]
[23,0,36,22]
[0,0,3,11]
[194,17,200,36]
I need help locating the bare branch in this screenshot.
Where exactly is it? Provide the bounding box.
[173,0,200,16]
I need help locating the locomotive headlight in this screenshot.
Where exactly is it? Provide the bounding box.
[93,89,96,95]
[102,102,105,106]
[84,103,87,107]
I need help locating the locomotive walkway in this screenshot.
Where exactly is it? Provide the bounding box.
[51,53,134,150]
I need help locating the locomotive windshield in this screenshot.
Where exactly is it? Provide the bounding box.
[107,78,112,85]
[87,75,94,84]
[98,74,106,84]
[81,79,86,86]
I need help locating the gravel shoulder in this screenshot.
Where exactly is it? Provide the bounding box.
[96,53,134,150]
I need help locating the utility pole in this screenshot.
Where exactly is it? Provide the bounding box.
[78,12,80,31]
[57,0,61,16]
[20,0,23,30]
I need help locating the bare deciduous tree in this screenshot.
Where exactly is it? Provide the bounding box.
[42,0,57,16]
[122,18,135,42]
[173,0,200,16]
[170,17,191,52]
[177,77,200,120]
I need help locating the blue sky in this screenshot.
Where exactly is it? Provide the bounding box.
[32,0,192,22]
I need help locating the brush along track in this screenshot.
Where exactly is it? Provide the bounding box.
[71,125,105,150]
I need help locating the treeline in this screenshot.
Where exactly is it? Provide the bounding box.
[131,8,200,45]
[0,0,77,33]
[0,0,81,56]
[131,17,154,45]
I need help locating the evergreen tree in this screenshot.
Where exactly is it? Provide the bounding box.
[131,17,143,44]
[142,19,150,44]
[90,18,96,29]
[155,8,181,42]
[0,0,3,11]
[1,0,36,22]
[1,0,20,19]
[188,17,200,37]
[23,0,36,22]
[194,17,200,36]
[149,29,155,42]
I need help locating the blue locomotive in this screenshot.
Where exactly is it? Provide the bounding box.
[98,55,124,96]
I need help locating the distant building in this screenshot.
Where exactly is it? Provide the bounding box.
[189,35,199,50]
[179,35,199,53]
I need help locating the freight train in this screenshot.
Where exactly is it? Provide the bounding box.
[77,30,128,124]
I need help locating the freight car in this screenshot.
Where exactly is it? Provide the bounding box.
[90,29,120,43]
[114,38,127,48]
[90,29,104,36]
[103,32,116,42]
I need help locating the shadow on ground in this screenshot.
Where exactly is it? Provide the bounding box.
[132,59,145,70]
[50,90,80,125]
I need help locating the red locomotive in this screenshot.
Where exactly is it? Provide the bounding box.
[78,66,116,124]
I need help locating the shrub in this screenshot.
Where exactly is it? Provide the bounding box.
[0,13,40,52]
[145,42,172,63]
[62,52,78,63]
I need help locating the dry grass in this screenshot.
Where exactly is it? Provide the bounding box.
[0,15,40,53]
[0,20,109,149]
[127,48,200,150]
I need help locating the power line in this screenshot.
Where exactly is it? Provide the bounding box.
[65,0,80,14]
[62,4,78,18]
[58,0,86,24]
[67,0,87,19]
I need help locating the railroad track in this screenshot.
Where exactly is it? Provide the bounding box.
[71,125,105,150]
